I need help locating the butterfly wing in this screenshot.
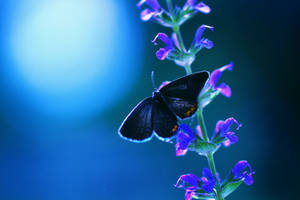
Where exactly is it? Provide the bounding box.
[152,97,178,140]
[119,97,154,142]
[163,97,198,119]
[159,71,209,119]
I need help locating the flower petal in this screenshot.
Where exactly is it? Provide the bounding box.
[233,160,252,178]
[176,145,188,156]
[176,124,196,156]
[140,9,155,21]
[156,48,170,60]
[223,139,231,147]
[225,132,238,144]
[200,38,214,49]
[137,0,161,11]
[179,124,195,138]
[152,33,174,60]
[185,187,197,200]
[194,25,214,46]
[186,0,197,6]
[195,2,211,14]
[244,174,254,185]
[202,168,214,181]
[215,120,224,134]
[209,62,233,88]
[146,0,161,11]
[136,0,146,8]
[219,62,234,72]
[175,174,200,188]
[217,83,231,97]
[222,118,241,133]
[201,168,215,193]
[152,33,166,44]
[202,182,215,193]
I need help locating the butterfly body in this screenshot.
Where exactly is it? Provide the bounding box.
[119,71,209,143]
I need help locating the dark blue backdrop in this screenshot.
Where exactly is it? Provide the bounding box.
[0,0,299,199]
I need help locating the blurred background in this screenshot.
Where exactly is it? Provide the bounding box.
[0,0,299,199]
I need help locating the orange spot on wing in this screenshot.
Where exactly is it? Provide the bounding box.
[185,105,197,117]
[171,124,178,132]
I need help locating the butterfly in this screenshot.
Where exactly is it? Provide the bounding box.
[119,71,209,143]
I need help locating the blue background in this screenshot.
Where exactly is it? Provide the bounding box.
[0,0,299,199]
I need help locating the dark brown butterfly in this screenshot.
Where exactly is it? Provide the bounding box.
[119,71,209,142]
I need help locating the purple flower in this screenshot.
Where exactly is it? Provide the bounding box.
[209,62,234,97]
[185,1,211,14]
[137,0,162,21]
[200,168,215,193]
[214,117,242,146]
[175,124,195,156]
[152,33,178,60]
[175,168,216,200]
[194,25,214,49]
[233,160,254,185]
[175,173,200,189]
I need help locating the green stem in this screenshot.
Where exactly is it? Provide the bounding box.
[197,109,209,142]
[166,0,174,15]
[198,109,224,200]
[207,153,224,200]
[184,64,192,74]
[173,25,186,52]
[167,0,186,52]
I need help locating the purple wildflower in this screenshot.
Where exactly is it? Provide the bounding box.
[209,62,233,97]
[175,124,195,156]
[137,0,162,21]
[200,168,216,193]
[233,160,254,185]
[184,1,211,14]
[194,25,214,49]
[152,33,178,60]
[214,117,242,146]
[175,168,216,200]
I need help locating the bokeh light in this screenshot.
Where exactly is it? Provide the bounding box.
[1,0,142,122]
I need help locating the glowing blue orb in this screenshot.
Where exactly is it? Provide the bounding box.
[2,0,143,121]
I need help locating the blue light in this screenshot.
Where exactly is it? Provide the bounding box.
[1,0,143,122]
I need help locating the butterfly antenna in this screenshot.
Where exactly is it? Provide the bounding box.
[151,71,157,89]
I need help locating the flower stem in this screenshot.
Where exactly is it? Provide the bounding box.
[166,1,223,198]
[173,25,186,52]
[166,0,174,15]
[184,64,192,74]
[167,0,186,52]
[207,153,224,200]
[198,109,224,199]
[197,109,209,142]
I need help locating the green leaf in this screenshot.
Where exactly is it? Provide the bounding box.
[193,141,217,155]
[221,180,243,198]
